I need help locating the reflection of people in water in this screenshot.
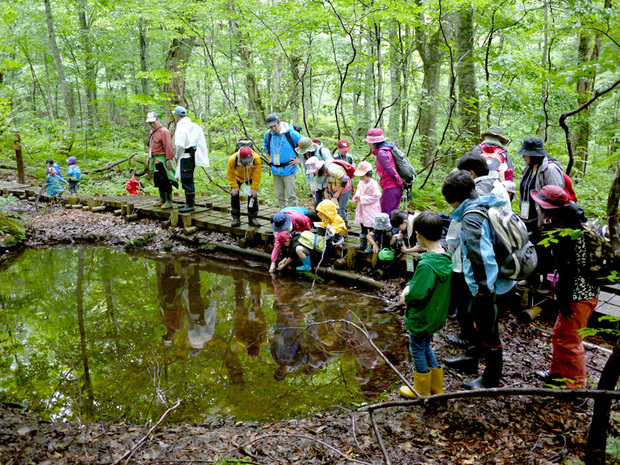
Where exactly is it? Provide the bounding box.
[158,260,186,346]
[233,276,267,358]
[270,278,307,381]
[184,265,217,357]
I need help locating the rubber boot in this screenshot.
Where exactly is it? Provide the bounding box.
[161,191,173,209]
[231,217,241,227]
[444,345,481,374]
[463,347,503,389]
[248,216,261,227]
[430,367,444,394]
[153,188,165,207]
[357,236,368,250]
[296,256,312,271]
[179,193,195,212]
[399,371,431,398]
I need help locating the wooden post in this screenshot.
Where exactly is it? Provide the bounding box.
[127,203,134,215]
[120,202,127,216]
[12,133,25,184]
[170,210,179,227]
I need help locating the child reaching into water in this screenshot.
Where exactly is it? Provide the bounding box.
[66,157,81,193]
[351,161,381,251]
[399,211,453,398]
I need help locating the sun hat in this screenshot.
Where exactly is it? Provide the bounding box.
[265,113,279,127]
[295,137,317,155]
[145,112,157,123]
[239,147,253,164]
[337,139,351,153]
[67,156,77,165]
[503,180,517,195]
[374,212,391,231]
[272,212,293,232]
[363,128,387,144]
[304,156,324,175]
[480,125,509,145]
[530,185,570,210]
[173,106,187,117]
[354,161,373,177]
[518,137,548,158]
[274,230,292,244]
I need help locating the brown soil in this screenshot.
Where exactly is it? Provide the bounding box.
[1,203,618,464]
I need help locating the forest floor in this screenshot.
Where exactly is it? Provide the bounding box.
[1,202,619,464]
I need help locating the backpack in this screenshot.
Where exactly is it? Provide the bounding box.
[581,224,615,282]
[266,124,302,153]
[236,139,254,150]
[463,206,538,280]
[389,144,417,187]
[329,159,356,178]
[473,144,514,181]
[299,230,326,252]
[544,158,578,202]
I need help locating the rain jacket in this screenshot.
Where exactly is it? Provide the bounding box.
[226,150,262,190]
[262,122,303,177]
[316,199,347,235]
[45,172,67,196]
[404,251,453,337]
[373,142,403,190]
[450,195,515,296]
[519,156,565,225]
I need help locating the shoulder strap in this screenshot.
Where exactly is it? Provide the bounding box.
[267,131,297,153]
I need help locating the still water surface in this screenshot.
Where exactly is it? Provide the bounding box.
[0,247,405,424]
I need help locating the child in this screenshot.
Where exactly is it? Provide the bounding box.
[269,210,313,273]
[45,167,67,200]
[272,230,310,272]
[390,210,425,253]
[366,212,394,254]
[126,173,145,195]
[399,211,453,398]
[351,161,381,250]
[332,138,355,166]
[315,199,347,248]
[66,156,81,193]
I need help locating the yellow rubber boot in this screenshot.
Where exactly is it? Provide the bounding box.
[430,367,444,394]
[399,371,431,398]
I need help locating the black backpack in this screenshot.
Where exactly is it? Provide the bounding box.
[266,125,302,154]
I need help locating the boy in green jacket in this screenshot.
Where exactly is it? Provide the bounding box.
[399,211,453,398]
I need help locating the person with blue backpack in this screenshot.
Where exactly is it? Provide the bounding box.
[66,156,81,193]
[263,113,303,209]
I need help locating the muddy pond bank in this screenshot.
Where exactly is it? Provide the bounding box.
[0,202,617,464]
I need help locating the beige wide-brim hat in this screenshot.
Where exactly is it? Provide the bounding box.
[295,137,317,155]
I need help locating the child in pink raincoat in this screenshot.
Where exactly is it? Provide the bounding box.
[351,161,382,250]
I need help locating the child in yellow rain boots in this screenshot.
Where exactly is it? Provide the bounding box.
[398,211,453,398]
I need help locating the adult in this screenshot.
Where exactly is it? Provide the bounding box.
[304,156,352,224]
[332,138,355,166]
[518,137,565,234]
[531,186,599,389]
[295,137,333,205]
[363,128,404,216]
[263,113,303,209]
[146,111,177,209]
[471,125,514,181]
[226,146,262,227]
[442,170,515,389]
[173,106,210,213]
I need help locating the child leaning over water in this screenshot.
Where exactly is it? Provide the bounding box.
[399,211,452,398]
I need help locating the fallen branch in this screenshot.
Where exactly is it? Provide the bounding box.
[82,154,137,174]
[0,164,17,170]
[111,399,181,465]
[200,167,230,196]
[223,433,373,465]
[370,410,391,465]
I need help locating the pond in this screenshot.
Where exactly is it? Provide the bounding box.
[0,247,406,424]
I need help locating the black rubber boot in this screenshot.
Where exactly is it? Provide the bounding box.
[179,193,195,213]
[248,216,261,227]
[231,217,241,227]
[463,347,503,389]
[444,345,481,374]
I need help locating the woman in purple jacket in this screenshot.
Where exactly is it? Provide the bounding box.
[363,128,403,215]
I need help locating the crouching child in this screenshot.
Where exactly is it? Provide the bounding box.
[399,211,453,398]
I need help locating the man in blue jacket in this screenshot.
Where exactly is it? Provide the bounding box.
[263,113,303,209]
[441,170,515,389]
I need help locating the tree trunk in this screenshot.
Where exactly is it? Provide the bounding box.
[573,32,590,174]
[43,0,75,129]
[163,34,193,117]
[456,7,480,146]
[76,249,94,420]
[388,23,402,142]
[78,1,97,130]
[138,18,150,117]
[374,22,383,127]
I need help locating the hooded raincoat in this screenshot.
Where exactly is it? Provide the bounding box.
[316,199,347,235]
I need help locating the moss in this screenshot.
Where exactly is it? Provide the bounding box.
[0,214,26,240]
[123,232,156,251]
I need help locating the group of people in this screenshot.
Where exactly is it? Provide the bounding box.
[43,157,81,199]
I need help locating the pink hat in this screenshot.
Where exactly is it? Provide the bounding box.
[337,139,351,153]
[530,185,570,210]
[354,161,373,176]
[363,128,387,144]
[304,156,325,175]
[275,230,291,244]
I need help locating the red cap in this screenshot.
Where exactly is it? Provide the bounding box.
[239,147,252,159]
[337,139,351,152]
